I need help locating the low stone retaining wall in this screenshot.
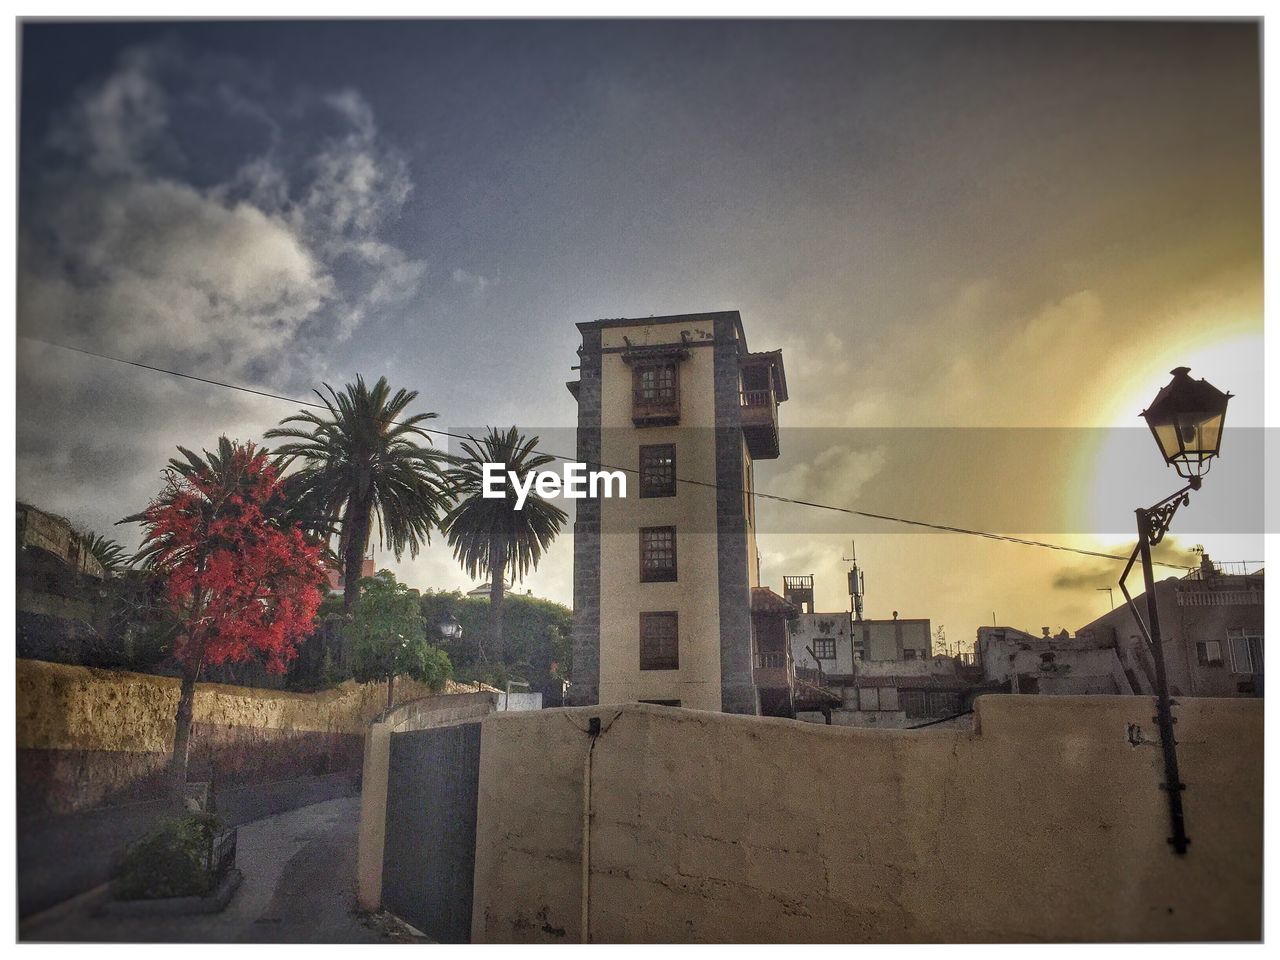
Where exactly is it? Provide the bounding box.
[16,658,482,816]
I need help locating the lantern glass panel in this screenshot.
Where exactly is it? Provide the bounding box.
[1153,423,1181,463]
[1198,411,1224,456]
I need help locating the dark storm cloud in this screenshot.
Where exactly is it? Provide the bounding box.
[1051,538,1202,592]
[16,20,1262,631]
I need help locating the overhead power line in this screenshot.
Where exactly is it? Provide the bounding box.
[21,334,1195,570]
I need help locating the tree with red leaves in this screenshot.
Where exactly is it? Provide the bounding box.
[131,437,327,793]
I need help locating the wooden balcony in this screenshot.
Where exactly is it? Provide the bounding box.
[633,390,680,426]
[753,650,793,690]
[740,383,780,459]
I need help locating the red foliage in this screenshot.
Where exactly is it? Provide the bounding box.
[138,442,326,674]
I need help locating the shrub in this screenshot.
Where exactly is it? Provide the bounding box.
[111,812,224,900]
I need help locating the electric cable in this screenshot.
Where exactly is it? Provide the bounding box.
[20,334,1198,570]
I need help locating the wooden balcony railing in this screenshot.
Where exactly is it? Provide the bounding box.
[739,380,780,459]
[632,390,680,426]
[754,652,789,670]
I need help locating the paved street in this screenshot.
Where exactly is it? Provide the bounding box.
[18,771,360,917]
[21,795,420,943]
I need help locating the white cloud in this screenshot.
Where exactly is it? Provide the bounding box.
[47,44,172,176]
[22,177,331,376]
[451,267,492,294]
[296,90,413,248]
[764,443,887,508]
[17,41,433,528]
[21,42,426,384]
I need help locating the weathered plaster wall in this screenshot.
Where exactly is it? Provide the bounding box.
[17,658,479,816]
[978,627,1132,694]
[471,697,1261,943]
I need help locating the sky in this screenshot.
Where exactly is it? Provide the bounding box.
[16,19,1263,649]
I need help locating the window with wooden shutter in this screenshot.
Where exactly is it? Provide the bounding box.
[640,612,679,670]
[639,444,677,498]
[640,526,677,582]
[632,362,680,424]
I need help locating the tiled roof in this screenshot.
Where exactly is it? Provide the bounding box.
[751,586,798,616]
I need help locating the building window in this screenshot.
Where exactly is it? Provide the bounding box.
[812,638,836,660]
[1197,641,1224,667]
[632,362,680,424]
[639,444,677,498]
[636,362,677,403]
[640,612,679,670]
[1227,630,1263,675]
[903,648,918,661]
[640,526,677,582]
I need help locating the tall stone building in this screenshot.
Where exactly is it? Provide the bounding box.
[566,311,786,713]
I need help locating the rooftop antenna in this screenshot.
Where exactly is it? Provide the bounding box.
[842,540,865,622]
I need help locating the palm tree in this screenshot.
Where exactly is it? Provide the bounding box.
[266,376,452,609]
[124,437,301,567]
[80,531,130,575]
[442,427,567,663]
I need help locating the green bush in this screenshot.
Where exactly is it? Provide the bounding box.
[111,812,225,900]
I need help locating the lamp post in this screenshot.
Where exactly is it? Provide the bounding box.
[438,614,463,643]
[1119,366,1231,856]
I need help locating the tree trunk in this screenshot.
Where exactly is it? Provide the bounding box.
[342,493,373,611]
[170,667,198,798]
[489,537,507,663]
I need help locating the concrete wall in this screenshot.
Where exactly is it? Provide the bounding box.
[496,691,544,711]
[16,658,482,816]
[471,698,1261,942]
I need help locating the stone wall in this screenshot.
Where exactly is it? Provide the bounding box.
[470,696,1262,942]
[17,658,480,816]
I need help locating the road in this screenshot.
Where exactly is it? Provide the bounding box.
[19,771,359,918]
[20,795,421,943]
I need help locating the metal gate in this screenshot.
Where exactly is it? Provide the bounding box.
[382,721,482,942]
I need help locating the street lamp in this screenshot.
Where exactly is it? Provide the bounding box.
[1120,366,1231,857]
[1140,366,1231,482]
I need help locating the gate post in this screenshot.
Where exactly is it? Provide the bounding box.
[356,719,393,911]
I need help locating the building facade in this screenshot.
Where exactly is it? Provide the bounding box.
[791,612,933,671]
[976,626,1135,695]
[768,572,972,727]
[567,311,786,713]
[1074,561,1264,698]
